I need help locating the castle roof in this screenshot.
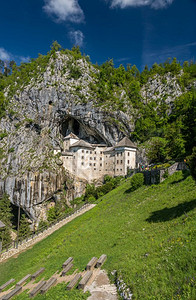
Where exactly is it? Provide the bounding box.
[115,137,137,149]
[103,147,114,153]
[0,220,5,229]
[64,133,79,140]
[53,146,61,150]
[62,151,73,156]
[70,140,94,149]
[91,143,107,147]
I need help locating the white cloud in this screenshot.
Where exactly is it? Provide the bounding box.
[0,48,10,61]
[0,47,30,65]
[19,56,30,63]
[109,0,174,9]
[69,30,84,46]
[43,0,84,23]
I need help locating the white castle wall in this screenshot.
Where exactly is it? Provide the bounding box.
[55,136,137,182]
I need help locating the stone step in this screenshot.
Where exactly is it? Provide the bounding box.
[16,274,31,286]
[0,279,15,292]
[1,286,22,300]
[96,254,107,268]
[61,263,73,276]
[78,271,92,289]
[40,277,57,294]
[66,274,81,290]
[29,280,46,297]
[62,257,73,268]
[31,268,45,280]
[86,257,97,270]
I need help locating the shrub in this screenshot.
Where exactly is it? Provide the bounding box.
[187,147,196,181]
[47,207,57,222]
[130,173,144,191]
[88,196,96,203]
[37,219,48,232]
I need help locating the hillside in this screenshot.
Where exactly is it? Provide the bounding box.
[0,45,195,222]
[0,171,195,299]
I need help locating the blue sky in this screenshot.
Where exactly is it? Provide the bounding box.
[0,0,195,70]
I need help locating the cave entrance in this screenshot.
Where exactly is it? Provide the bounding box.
[61,117,80,137]
[60,116,106,144]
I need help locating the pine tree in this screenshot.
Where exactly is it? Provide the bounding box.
[18,214,31,239]
[0,193,12,226]
[0,193,13,247]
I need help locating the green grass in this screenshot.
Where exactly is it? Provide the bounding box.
[0,171,195,300]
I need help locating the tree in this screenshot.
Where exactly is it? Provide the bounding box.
[50,41,62,52]
[0,193,13,246]
[0,60,4,74]
[18,214,31,239]
[164,123,186,160]
[187,147,196,181]
[146,137,167,163]
[0,91,6,119]
[0,193,12,226]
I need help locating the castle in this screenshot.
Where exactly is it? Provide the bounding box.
[54,133,137,181]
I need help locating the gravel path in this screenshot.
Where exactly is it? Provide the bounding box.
[85,270,118,300]
[0,204,96,263]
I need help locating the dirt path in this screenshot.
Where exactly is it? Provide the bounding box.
[0,204,96,263]
[85,270,118,300]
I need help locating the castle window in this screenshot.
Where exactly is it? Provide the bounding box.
[94,151,96,154]
[86,151,88,153]
[117,160,119,164]
[94,163,96,166]
[94,168,96,170]
[120,169,122,171]
[81,156,84,159]
[89,163,92,166]
[106,169,107,171]
[121,160,123,164]
[117,169,118,171]
[100,151,103,154]
[100,163,102,167]
[100,157,102,160]
[90,151,92,154]
[90,157,92,160]
[66,157,68,159]
[82,150,84,153]
[117,153,119,157]
[128,152,130,156]
[81,162,84,166]
[128,160,129,164]
[94,157,96,160]
[121,152,123,156]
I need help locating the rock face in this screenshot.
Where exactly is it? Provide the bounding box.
[0,52,134,221]
[0,51,187,221]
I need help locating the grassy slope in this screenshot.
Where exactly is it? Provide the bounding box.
[0,171,195,300]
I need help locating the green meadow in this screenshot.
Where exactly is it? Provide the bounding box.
[0,171,195,300]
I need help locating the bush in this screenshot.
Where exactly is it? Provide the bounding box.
[88,196,96,203]
[37,219,48,232]
[130,173,144,191]
[187,147,196,181]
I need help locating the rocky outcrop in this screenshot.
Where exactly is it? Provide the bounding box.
[0,51,187,221]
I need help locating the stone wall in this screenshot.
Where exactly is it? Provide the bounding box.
[142,162,188,185]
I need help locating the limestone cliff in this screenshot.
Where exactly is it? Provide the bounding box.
[0,50,189,221]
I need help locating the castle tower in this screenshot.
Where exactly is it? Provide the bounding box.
[63,132,79,151]
[114,137,137,176]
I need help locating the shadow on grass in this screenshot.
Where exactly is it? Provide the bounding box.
[146,199,196,223]
[124,187,135,193]
[170,170,190,185]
